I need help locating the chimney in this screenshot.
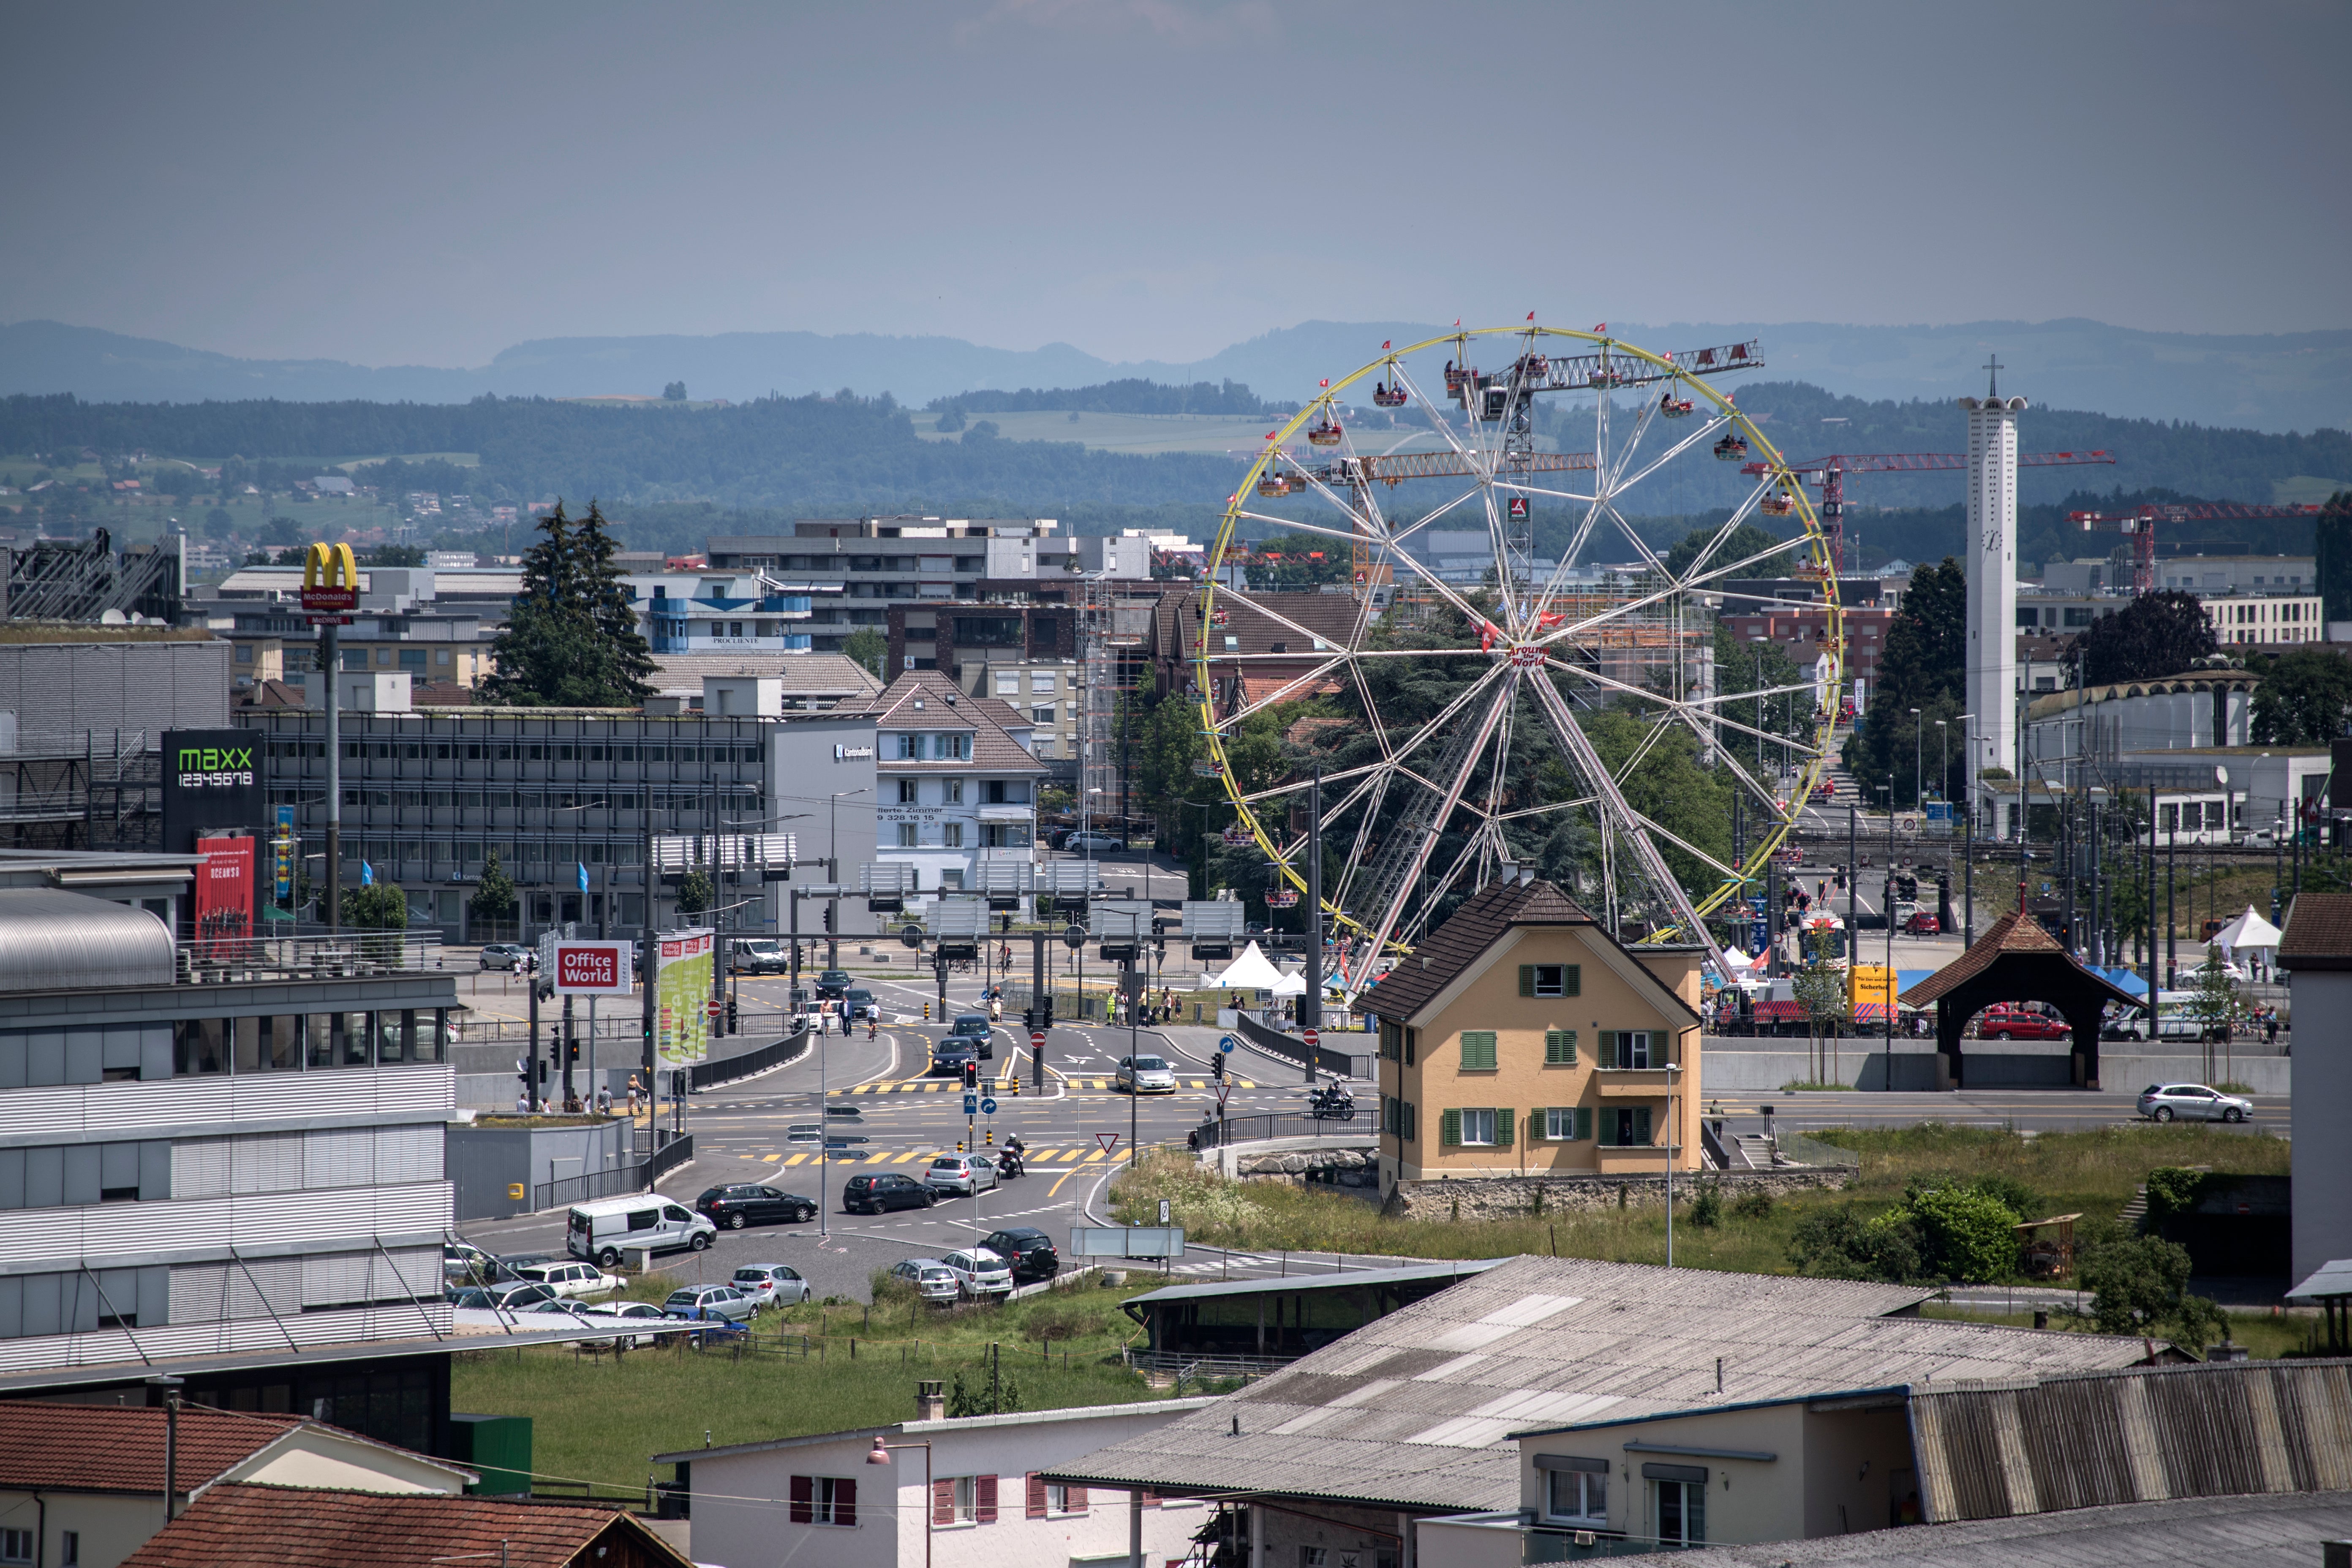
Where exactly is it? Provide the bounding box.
[916,1379,945,1422]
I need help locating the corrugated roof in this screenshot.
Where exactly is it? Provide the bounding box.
[2287,1258,2352,1302]
[1363,877,1604,1025]
[1122,1259,1505,1310]
[1046,1256,2154,1513]
[0,887,176,993]
[1664,1489,2352,1568]
[2278,892,2352,970]
[120,1483,689,1568]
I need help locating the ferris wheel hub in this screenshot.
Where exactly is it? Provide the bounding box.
[1505,643,1546,669]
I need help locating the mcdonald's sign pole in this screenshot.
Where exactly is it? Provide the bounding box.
[302,544,359,931]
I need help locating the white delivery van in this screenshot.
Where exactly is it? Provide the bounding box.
[566,1194,717,1267]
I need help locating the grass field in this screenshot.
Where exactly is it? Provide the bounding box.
[1107,1122,2289,1297]
[451,1274,1180,1492]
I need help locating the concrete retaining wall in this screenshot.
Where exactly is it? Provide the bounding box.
[1699,1045,2290,1095]
[1386,1167,1850,1220]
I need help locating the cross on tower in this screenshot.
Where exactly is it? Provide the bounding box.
[1984,355,2004,398]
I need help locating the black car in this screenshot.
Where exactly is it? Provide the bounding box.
[929,1038,980,1077]
[695,1184,819,1229]
[981,1226,1060,1283]
[947,1013,994,1059]
[844,1172,935,1215]
[815,968,854,1001]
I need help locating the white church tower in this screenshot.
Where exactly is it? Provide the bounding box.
[1962,360,2026,833]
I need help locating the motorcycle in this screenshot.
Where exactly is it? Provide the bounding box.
[1307,1086,1356,1121]
[998,1143,1026,1179]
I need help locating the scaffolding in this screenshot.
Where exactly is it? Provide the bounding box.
[1078,574,1127,832]
[0,732,162,852]
[4,531,184,624]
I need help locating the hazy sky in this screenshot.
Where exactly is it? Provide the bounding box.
[5,0,2345,368]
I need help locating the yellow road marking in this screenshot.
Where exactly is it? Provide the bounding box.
[1083,1149,1106,1162]
[894,1151,926,1163]
[761,1153,781,1162]
[1047,1171,1075,1197]
[784,1152,809,1165]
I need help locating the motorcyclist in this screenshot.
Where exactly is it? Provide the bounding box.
[1001,1135,1026,1177]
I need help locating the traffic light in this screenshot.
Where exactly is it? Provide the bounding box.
[1040,995,1054,1027]
[726,995,739,1034]
[923,1002,932,1021]
[564,1035,579,1064]
[1211,1054,1225,1080]
[962,1061,980,1092]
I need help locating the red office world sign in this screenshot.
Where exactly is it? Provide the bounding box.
[550,939,635,996]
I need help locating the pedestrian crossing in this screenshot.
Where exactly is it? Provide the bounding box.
[829,1078,1255,1095]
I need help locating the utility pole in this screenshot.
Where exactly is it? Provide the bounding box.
[642,816,658,1150]
[323,620,340,931]
[1884,776,1895,1041]
[1302,767,1322,1086]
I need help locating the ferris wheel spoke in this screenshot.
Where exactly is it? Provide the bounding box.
[1658,469,1788,588]
[1345,672,1517,967]
[1628,810,1742,884]
[1535,534,1816,650]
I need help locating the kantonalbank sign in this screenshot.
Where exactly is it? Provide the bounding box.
[177,743,257,789]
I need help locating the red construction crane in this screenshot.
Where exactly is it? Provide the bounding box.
[2073,501,2323,595]
[1740,449,2117,575]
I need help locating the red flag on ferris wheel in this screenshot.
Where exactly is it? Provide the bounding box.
[1381,340,1391,351]
[1592,322,1607,332]
[1527,312,1535,321]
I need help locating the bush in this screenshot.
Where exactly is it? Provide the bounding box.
[1731,1187,1775,1222]
[1789,1205,1927,1284]
[1967,1173,2041,1220]
[1686,1184,1723,1229]
[1907,1183,2023,1283]
[2078,1231,2225,1348]
[2143,1167,2208,1222]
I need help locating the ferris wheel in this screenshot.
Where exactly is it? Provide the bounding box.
[1194,324,1843,992]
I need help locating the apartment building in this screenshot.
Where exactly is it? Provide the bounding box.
[0,874,460,1454]
[884,602,1082,761]
[705,519,1082,653]
[870,670,1044,895]
[1368,872,1704,1195]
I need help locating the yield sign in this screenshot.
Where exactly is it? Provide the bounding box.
[1215,1081,1232,1111]
[1096,1132,1121,1156]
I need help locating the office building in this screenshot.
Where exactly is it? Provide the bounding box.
[705,518,1081,653]
[885,602,1081,762]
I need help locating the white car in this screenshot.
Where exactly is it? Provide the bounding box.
[577,1299,669,1348]
[1063,832,1125,853]
[940,1247,1014,1299]
[924,1154,999,1196]
[2138,1082,2254,1124]
[1116,1054,1178,1094]
[731,1264,812,1307]
[513,1260,622,1300]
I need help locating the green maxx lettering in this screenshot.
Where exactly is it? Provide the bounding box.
[177,746,254,771]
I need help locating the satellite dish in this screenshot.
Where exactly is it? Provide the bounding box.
[99,608,128,626]
[2214,765,2229,787]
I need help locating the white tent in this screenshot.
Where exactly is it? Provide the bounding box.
[1268,969,1308,998]
[2211,904,2284,973]
[1208,941,1286,991]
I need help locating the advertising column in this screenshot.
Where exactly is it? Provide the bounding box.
[655,929,714,1135]
[550,936,635,1123]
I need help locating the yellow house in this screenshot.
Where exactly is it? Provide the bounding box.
[1371,874,1704,1190]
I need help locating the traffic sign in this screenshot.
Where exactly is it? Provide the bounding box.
[963,1094,979,1116]
[1215,1081,1231,1111]
[980,1097,998,1116]
[1096,1132,1121,1155]
[705,999,722,1019]
[1217,1035,1236,1054]
[1302,1027,1320,1050]
[1030,1029,1046,1051]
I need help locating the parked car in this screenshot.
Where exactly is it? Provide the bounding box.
[814,968,854,1001]
[695,1183,819,1229]
[940,1248,1014,1299]
[730,1264,813,1307]
[946,1012,994,1059]
[1116,1054,1178,1094]
[844,1172,935,1215]
[512,1260,622,1300]
[981,1227,1060,1283]
[1063,832,1125,853]
[2137,1082,2254,1124]
[1902,912,1941,935]
[890,1258,962,1303]
[478,943,534,972]
[444,1241,514,1287]
[845,987,882,1023]
[732,939,789,975]
[924,1154,999,1197]
[565,1195,718,1268]
[448,1280,558,1312]
[929,1038,980,1077]
[662,1284,757,1323]
[1973,1005,2070,1041]
[577,1298,668,1348]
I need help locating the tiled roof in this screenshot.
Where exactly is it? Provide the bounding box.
[866,669,1046,775]
[2278,892,2352,970]
[121,1484,691,1568]
[1363,877,1597,1024]
[1045,1255,2157,1514]
[1898,911,2141,1010]
[0,1402,299,1493]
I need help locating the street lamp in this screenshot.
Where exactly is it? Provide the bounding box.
[866,1436,934,1568]
[1955,714,1976,945]
[1909,708,1922,811]
[826,787,871,969]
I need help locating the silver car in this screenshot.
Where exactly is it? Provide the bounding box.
[890,1258,962,1303]
[2137,1082,2253,1124]
[662,1284,757,1323]
[923,1154,999,1196]
[1116,1054,1177,1094]
[940,1247,1014,1299]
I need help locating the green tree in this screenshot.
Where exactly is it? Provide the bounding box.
[676,868,713,917]
[1842,557,1968,807]
[841,626,886,679]
[368,544,425,566]
[2314,491,2352,623]
[663,381,688,402]
[2183,956,2245,1044]
[1663,520,1797,582]
[2077,1229,2226,1348]
[203,506,234,539]
[2250,645,2352,743]
[934,408,967,433]
[470,849,518,927]
[1906,1181,2023,1283]
[260,515,301,547]
[479,500,657,707]
[343,881,409,931]
[1248,532,1351,590]
[2077,589,2219,684]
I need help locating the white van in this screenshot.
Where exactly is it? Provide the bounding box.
[566,1194,717,1267]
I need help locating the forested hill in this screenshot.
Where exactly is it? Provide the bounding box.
[1,378,2344,520]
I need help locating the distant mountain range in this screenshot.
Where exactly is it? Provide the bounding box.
[6,317,2349,434]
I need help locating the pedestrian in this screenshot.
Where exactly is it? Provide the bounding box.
[2266,1011,2279,1046]
[626,1073,642,1116]
[516,1089,531,1112]
[596,1083,613,1115]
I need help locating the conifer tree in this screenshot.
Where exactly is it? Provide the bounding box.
[481,500,656,706]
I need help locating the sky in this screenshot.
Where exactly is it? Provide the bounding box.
[3,0,2346,370]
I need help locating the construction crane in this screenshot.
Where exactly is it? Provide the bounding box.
[1740,449,2117,575]
[2073,501,2323,596]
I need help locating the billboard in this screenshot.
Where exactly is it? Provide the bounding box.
[551,939,635,995]
[161,729,266,855]
[195,834,254,944]
[655,929,714,1067]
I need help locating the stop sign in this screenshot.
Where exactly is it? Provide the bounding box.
[1030,1029,1046,1050]
[1302,1027,1320,1049]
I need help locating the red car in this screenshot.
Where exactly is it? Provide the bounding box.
[1974,1006,2069,1041]
[1903,912,1940,935]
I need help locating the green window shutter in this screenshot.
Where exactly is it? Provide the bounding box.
[1544,1029,1578,1065]
[1440,1108,1461,1147]
[1563,964,1582,997]
[1532,1107,1548,1141]
[1597,1031,1617,1069]
[1460,1031,1497,1071]
[1598,1108,1616,1146]
[1634,1107,1653,1146]
[1576,1106,1593,1142]
[1519,964,1535,997]
[1494,1108,1513,1149]
[1405,1102,1416,1142]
